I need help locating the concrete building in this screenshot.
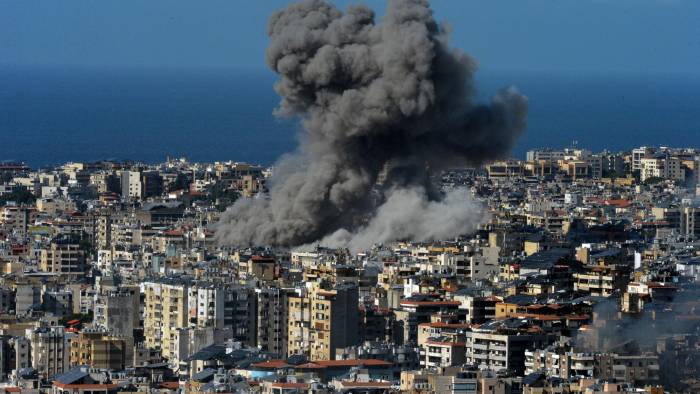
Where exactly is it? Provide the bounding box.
[26,326,71,379]
[255,287,290,357]
[308,283,359,361]
[41,290,73,317]
[395,299,462,344]
[632,147,656,172]
[142,280,190,362]
[93,289,138,338]
[188,284,255,345]
[465,330,548,374]
[681,206,700,237]
[527,149,566,163]
[420,338,466,370]
[120,171,142,199]
[39,235,86,278]
[287,290,311,358]
[640,155,685,182]
[69,330,131,370]
[286,283,359,360]
[0,205,37,236]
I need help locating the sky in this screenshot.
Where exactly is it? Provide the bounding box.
[1,0,700,75]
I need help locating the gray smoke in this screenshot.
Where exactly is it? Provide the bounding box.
[215,0,527,248]
[318,187,488,252]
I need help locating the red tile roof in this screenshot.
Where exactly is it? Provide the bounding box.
[339,381,392,388]
[294,362,325,369]
[52,382,118,390]
[158,382,180,390]
[418,322,472,329]
[425,340,466,347]
[270,382,309,389]
[400,300,461,307]
[250,360,290,369]
[312,359,392,367]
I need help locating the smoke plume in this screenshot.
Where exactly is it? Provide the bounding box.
[318,187,488,252]
[216,0,527,249]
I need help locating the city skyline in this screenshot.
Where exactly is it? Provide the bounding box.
[0,1,698,393]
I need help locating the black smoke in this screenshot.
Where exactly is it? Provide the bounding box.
[216,0,527,248]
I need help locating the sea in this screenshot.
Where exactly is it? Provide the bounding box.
[1,64,699,168]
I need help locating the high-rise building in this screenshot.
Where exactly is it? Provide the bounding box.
[120,171,142,199]
[255,287,290,357]
[69,330,131,370]
[94,289,138,338]
[632,146,656,172]
[189,284,255,345]
[26,326,71,379]
[286,282,361,360]
[142,279,190,361]
[39,235,86,278]
[681,207,700,237]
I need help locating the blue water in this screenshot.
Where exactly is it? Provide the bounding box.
[1,65,699,168]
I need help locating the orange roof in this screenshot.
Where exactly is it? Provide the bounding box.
[425,340,466,347]
[270,382,309,389]
[53,382,118,390]
[251,255,275,262]
[294,362,325,369]
[603,199,632,208]
[312,359,392,367]
[339,381,392,388]
[158,382,180,390]
[647,283,678,289]
[5,388,21,393]
[419,322,472,329]
[400,300,461,307]
[250,360,290,369]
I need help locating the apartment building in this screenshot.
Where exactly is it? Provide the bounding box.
[573,265,630,297]
[142,280,190,361]
[680,206,700,237]
[287,290,311,358]
[93,289,139,338]
[308,283,359,361]
[255,287,290,357]
[0,205,36,236]
[286,283,359,360]
[632,147,656,171]
[39,235,86,278]
[26,326,71,379]
[640,155,685,182]
[420,338,466,370]
[525,347,660,384]
[69,330,131,370]
[465,330,548,374]
[120,171,142,199]
[394,299,461,344]
[189,284,255,345]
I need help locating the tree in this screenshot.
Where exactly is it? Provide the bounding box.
[207,183,240,211]
[643,176,664,185]
[0,187,35,206]
[168,173,192,192]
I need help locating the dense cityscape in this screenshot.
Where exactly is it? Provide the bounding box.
[0,145,696,393]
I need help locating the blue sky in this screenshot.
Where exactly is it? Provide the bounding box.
[1,0,700,75]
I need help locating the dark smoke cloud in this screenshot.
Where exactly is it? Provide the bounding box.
[216,0,527,248]
[579,286,700,353]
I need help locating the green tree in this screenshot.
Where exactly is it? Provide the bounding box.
[0,187,35,206]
